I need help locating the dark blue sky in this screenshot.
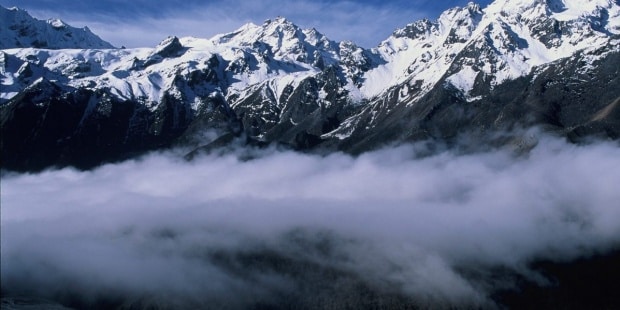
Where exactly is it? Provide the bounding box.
[1,0,494,48]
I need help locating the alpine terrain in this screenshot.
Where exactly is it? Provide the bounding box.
[1,0,619,170]
[2,1,620,310]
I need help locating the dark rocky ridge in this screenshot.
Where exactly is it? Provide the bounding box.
[2,46,618,171]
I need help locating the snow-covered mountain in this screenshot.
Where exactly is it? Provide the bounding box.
[322,0,620,150]
[361,0,619,99]
[0,6,115,49]
[1,0,619,170]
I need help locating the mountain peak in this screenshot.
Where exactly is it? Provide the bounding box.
[209,16,339,66]
[263,16,292,25]
[47,18,67,29]
[0,4,115,49]
[214,16,331,45]
[486,0,618,15]
[438,1,483,24]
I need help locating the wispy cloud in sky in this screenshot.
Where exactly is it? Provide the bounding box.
[0,0,493,48]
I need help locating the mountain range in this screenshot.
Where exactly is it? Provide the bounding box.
[1,0,619,171]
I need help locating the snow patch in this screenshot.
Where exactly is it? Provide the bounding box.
[446,66,478,95]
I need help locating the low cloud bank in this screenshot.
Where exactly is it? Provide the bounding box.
[2,136,620,308]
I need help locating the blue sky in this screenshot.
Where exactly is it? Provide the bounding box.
[1,0,493,48]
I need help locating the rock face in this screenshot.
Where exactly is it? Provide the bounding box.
[1,0,620,171]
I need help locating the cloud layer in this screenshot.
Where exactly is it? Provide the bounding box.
[2,136,620,308]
